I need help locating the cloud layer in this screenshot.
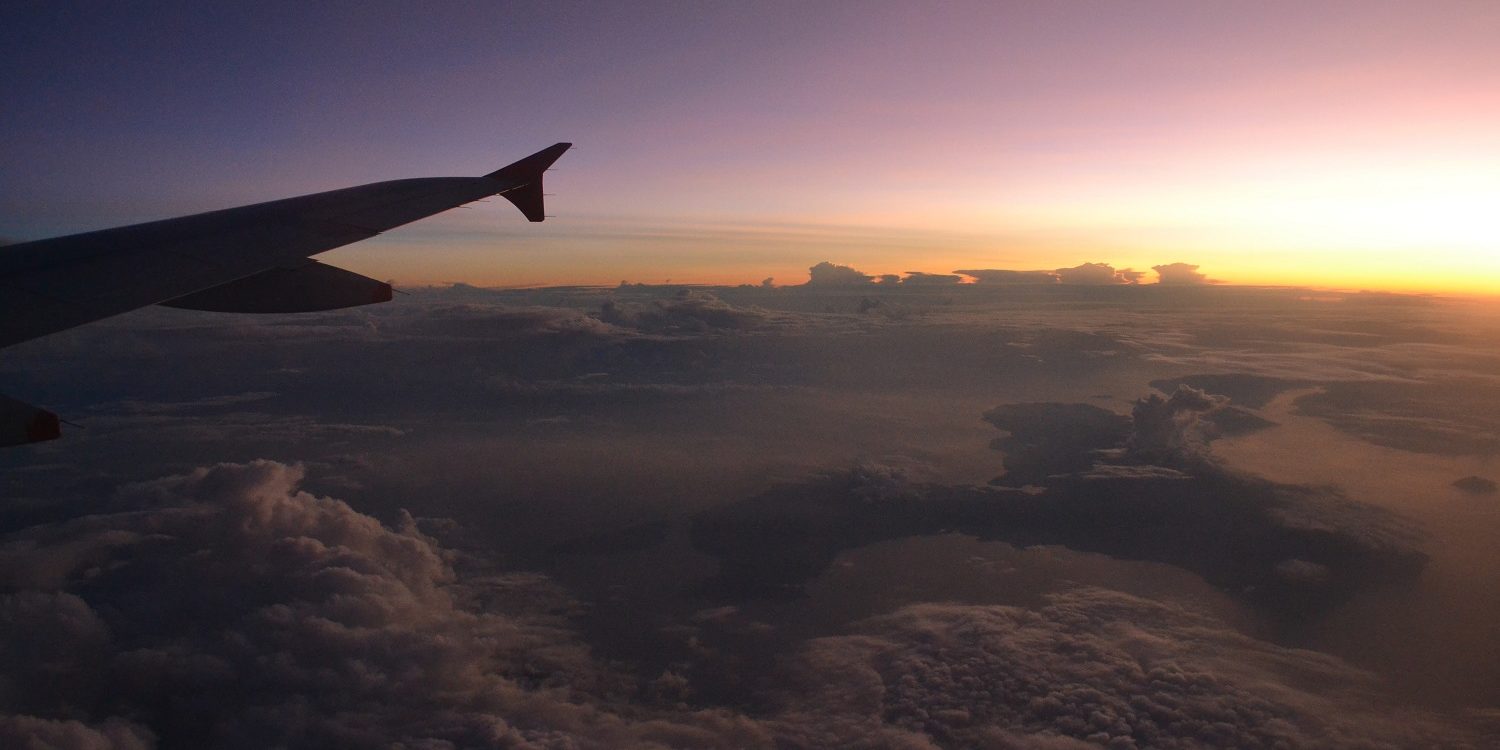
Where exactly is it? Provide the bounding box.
[2,461,1482,748]
[694,389,1426,619]
[772,589,1483,748]
[0,461,766,748]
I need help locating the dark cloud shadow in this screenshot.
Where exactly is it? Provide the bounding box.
[692,389,1426,622]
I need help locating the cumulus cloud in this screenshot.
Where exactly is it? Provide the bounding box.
[0,714,155,750]
[803,264,968,287]
[1153,262,1210,285]
[600,289,771,333]
[0,453,1474,750]
[1054,262,1140,285]
[986,382,1268,476]
[398,302,622,339]
[983,402,1132,484]
[771,589,1483,748]
[955,264,1143,286]
[1126,385,1230,465]
[1149,374,1308,410]
[0,461,768,748]
[806,262,874,286]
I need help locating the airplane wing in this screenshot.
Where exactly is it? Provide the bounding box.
[0,142,571,446]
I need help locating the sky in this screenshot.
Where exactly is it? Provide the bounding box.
[3,1,1499,292]
[10,6,1500,745]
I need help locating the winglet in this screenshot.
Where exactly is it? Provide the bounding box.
[485,143,572,222]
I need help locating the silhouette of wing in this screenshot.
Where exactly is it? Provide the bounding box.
[0,142,570,445]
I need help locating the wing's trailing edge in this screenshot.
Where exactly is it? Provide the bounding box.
[487,142,572,222]
[161,261,392,313]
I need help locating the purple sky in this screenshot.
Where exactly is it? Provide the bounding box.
[3,1,1498,291]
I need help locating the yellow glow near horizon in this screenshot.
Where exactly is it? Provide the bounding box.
[326,148,1500,296]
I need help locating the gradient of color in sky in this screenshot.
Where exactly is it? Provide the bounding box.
[2,1,1498,294]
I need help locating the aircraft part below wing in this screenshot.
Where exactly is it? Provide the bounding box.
[161,261,392,313]
[0,393,60,447]
[0,142,571,350]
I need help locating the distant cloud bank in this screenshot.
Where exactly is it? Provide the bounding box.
[807,261,1213,286]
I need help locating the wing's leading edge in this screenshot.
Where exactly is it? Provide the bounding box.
[0,143,573,351]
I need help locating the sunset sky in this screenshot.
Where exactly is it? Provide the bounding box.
[11,5,1500,746]
[3,1,1498,293]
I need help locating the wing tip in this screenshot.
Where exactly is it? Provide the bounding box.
[488,143,572,222]
[485,143,572,183]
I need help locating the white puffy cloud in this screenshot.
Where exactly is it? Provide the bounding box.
[1153,263,1210,285]
[1053,263,1140,285]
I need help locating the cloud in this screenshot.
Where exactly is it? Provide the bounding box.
[692,469,1425,621]
[0,714,155,750]
[806,261,874,286]
[4,278,1493,744]
[986,382,1270,479]
[954,269,1060,284]
[1153,262,1211,285]
[771,589,1484,748]
[0,452,1469,749]
[1126,385,1230,465]
[397,301,622,339]
[1149,374,1308,410]
[955,264,1143,286]
[600,289,771,333]
[1079,463,1191,481]
[983,402,1132,485]
[899,272,964,286]
[1295,379,1500,457]
[1453,476,1497,495]
[0,461,769,748]
[693,393,1426,618]
[1054,263,1140,285]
